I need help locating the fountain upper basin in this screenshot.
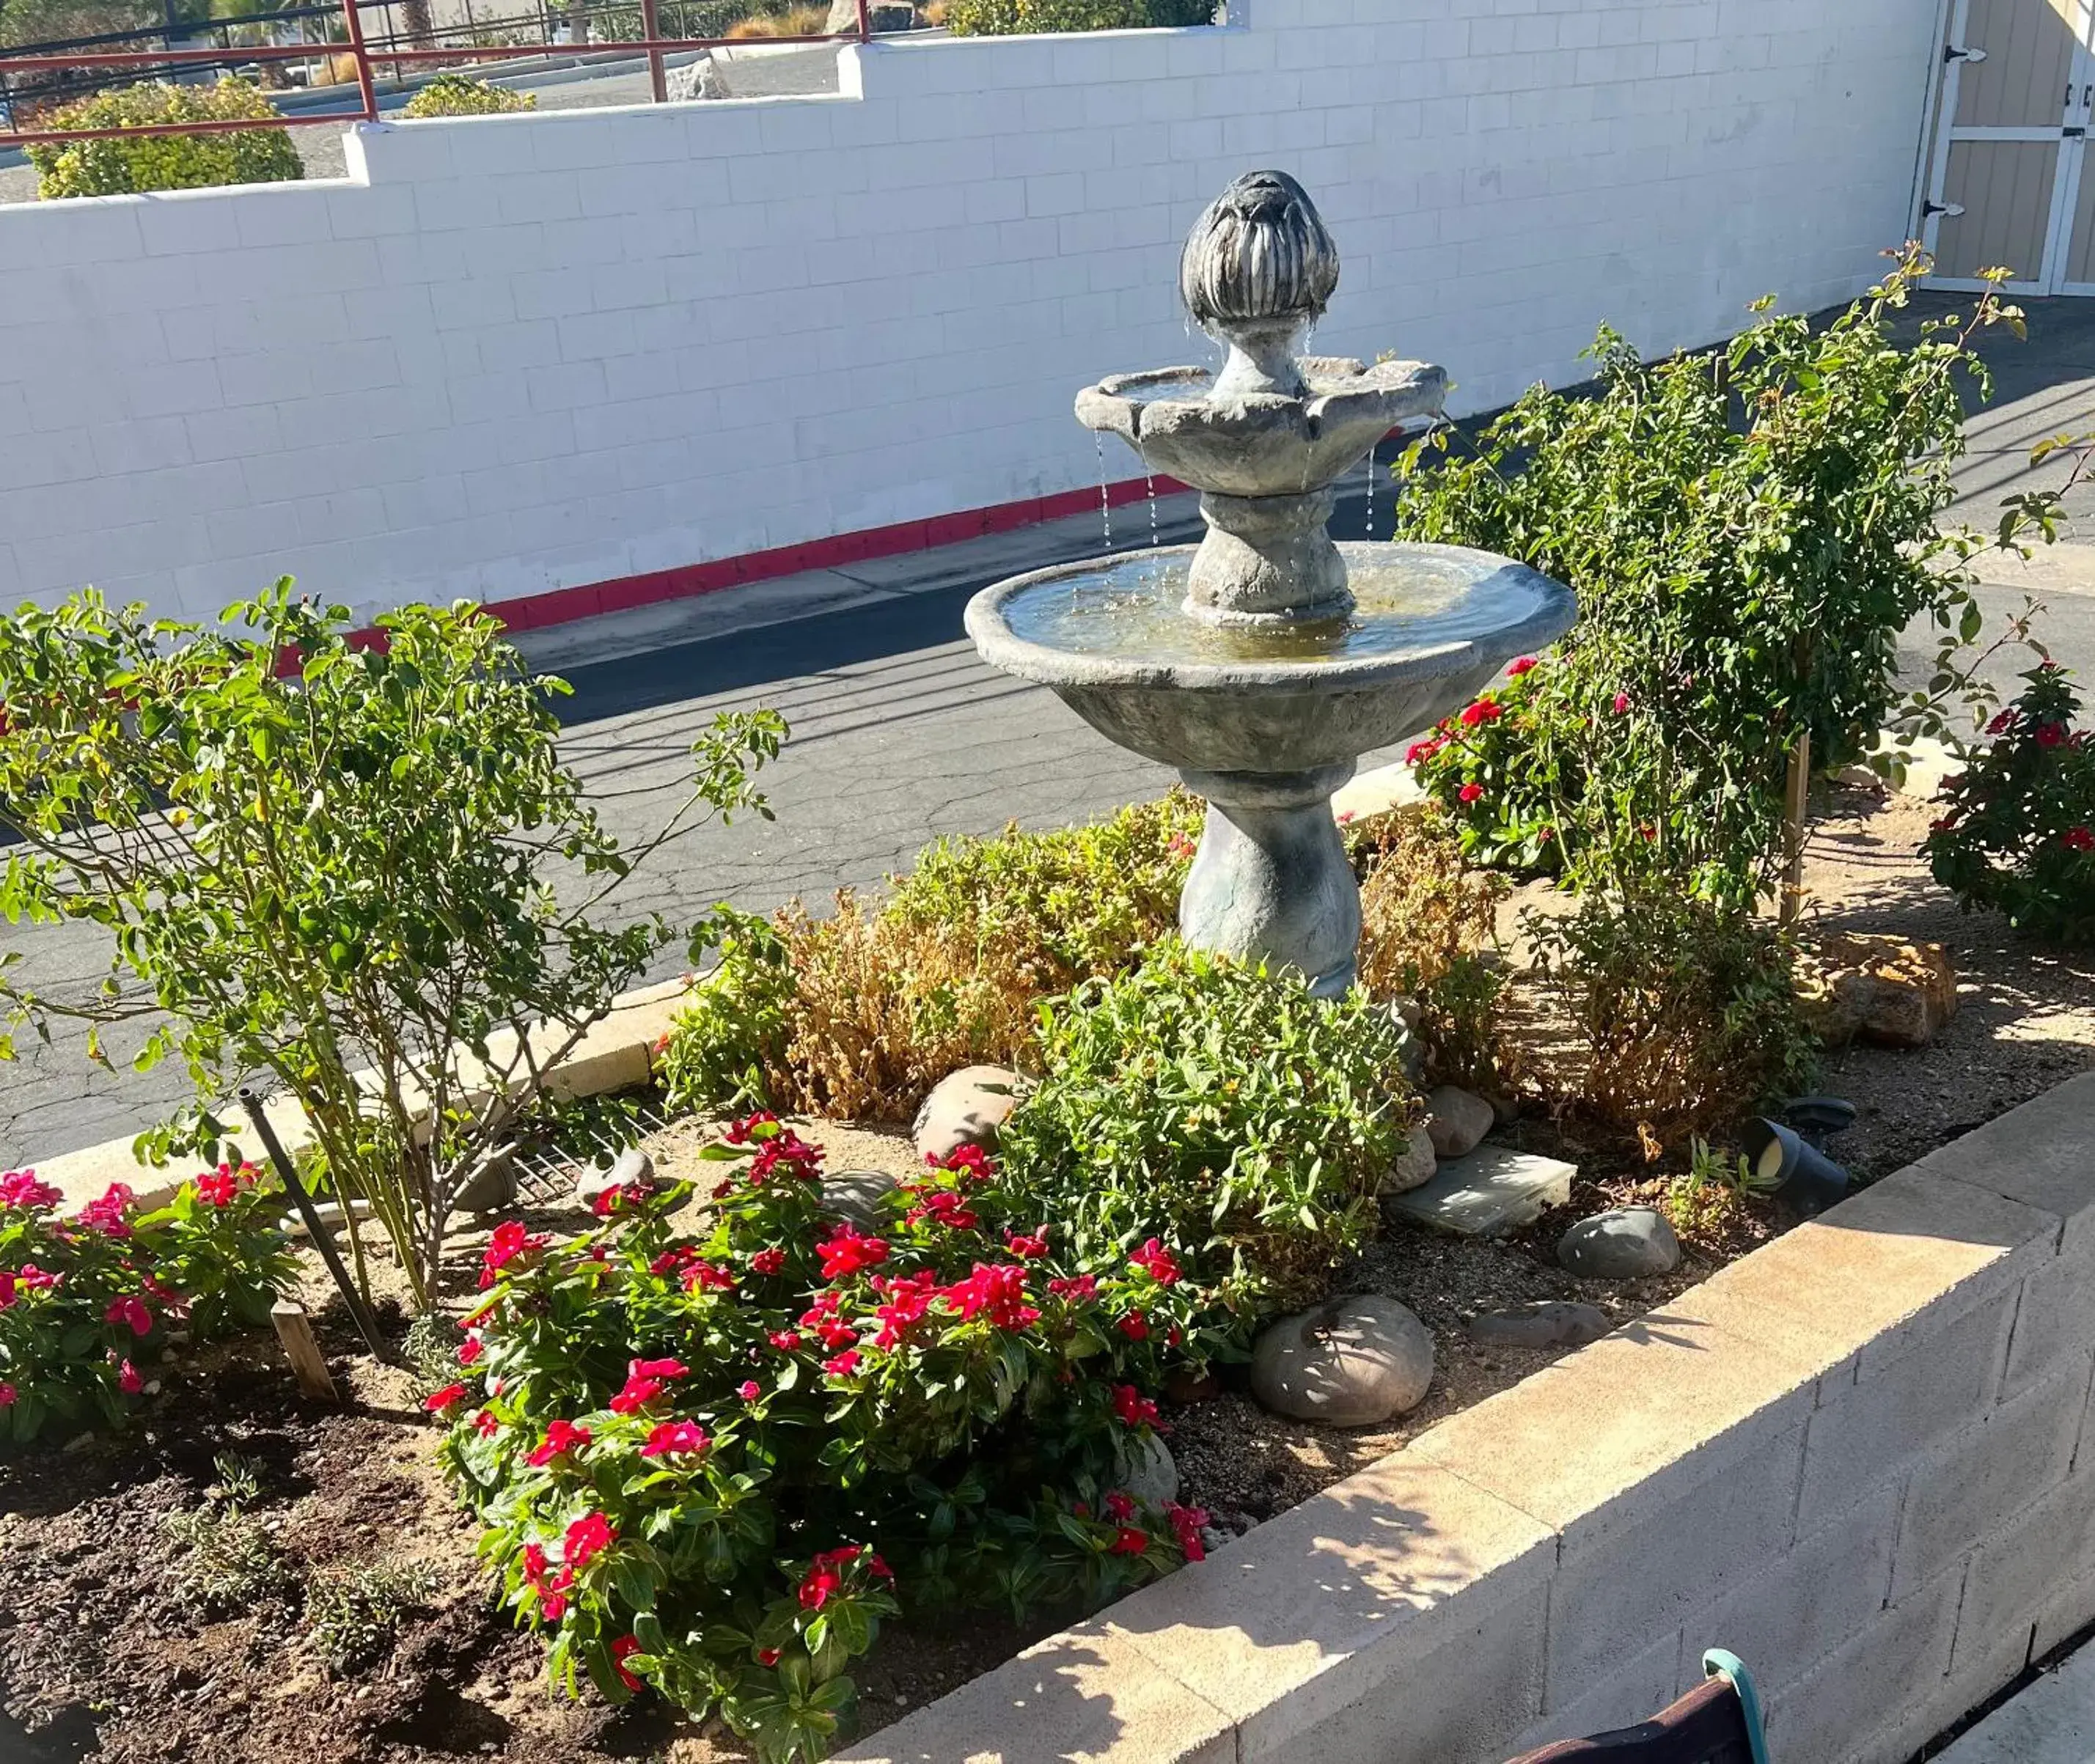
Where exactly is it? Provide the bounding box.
[965,540,1577,776]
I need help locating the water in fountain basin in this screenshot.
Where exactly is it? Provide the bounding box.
[1002,543,1559,668]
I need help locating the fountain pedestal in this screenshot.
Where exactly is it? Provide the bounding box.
[1179,762,1360,996]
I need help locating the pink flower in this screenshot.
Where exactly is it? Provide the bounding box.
[1166,831,1197,860]
[823,1348,862,1378]
[1507,656,1538,677]
[2066,826,2095,853]
[749,1248,786,1276]
[78,1183,135,1238]
[0,1170,62,1213]
[563,1510,617,1570]
[611,1634,645,1693]
[0,1272,14,1311]
[1129,1238,1181,1286]
[103,1295,153,1338]
[526,1419,591,1466]
[1164,1500,1210,1563]
[0,1383,15,1407]
[768,1328,804,1351]
[738,1380,761,1401]
[640,1420,710,1458]
[15,1265,56,1294]
[816,1225,890,1279]
[194,1166,240,1208]
[424,1382,468,1413]
[1458,782,1484,806]
[1611,692,1630,716]
[117,1359,142,1394]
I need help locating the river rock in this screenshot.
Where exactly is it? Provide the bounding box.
[1558,1208,1681,1279]
[667,52,730,99]
[1250,1294,1434,1426]
[1467,1301,1613,1350]
[1423,1085,1493,1158]
[1117,1432,1179,1507]
[913,1065,1031,1161]
[576,1146,652,1210]
[1382,1130,1437,1195]
[822,1168,898,1231]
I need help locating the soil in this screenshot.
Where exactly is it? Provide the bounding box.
[6,782,2089,1763]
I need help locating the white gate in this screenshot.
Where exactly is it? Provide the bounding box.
[1918,0,2095,294]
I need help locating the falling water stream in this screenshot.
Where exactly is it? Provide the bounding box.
[1094,433,1113,548]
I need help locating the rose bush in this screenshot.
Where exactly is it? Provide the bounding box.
[1926,664,2095,944]
[0,1163,293,1444]
[439,1117,1211,1763]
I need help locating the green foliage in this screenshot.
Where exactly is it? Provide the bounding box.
[0,1164,293,1446]
[164,1453,296,1612]
[440,1119,1210,1763]
[0,584,783,1310]
[1926,664,2095,944]
[401,73,537,117]
[1530,888,1819,1146]
[27,78,301,199]
[996,944,1418,1315]
[306,1560,441,1674]
[1661,1136,1779,1248]
[661,795,1200,1120]
[943,0,1203,32]
[1395,253,2033,906]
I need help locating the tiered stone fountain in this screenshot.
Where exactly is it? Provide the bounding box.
[966,171,1576,996]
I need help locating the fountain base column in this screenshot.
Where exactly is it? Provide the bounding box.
[1185,488,1352,627]
[1178,762,1360,998]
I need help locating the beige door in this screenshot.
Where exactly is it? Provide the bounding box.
[1920,0,2094,293]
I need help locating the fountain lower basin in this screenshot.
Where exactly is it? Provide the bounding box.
[966,540,1576,996]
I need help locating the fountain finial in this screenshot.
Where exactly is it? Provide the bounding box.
[1179,170,1338,398]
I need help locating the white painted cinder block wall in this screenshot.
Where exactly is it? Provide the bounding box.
[0,0,1937,627]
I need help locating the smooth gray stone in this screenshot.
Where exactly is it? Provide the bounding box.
[1424,1084,1494,1158]
[1558,1208,1682,1279]
[821,1169,898,1231]
[912,1064,1030,1161]
[1467,1301,1613,1350]
[1382,1129,1437,1196]
[1117,1432,1180,1508]
[1387,1144,1577,1238]
[1250,1293,1434,1427]
[576,1145,651,1210]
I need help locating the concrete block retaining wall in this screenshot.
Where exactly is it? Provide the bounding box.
[842,1073,2095,1764]
[0,0,1934,629]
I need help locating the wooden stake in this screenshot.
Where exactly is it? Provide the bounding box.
[1780,729,1813,929]
[271,1299,340,1403]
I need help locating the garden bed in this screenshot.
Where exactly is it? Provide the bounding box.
[4,781,2090,1764]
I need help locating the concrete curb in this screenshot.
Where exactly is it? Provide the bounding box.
[842,1074,2095,1764]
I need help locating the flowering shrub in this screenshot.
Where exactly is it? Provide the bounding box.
[439,1118,1209,1762]
[996,944,1418,1313]
[0,1164,293,1444]
[28,78,301,199]
[1393,254,2031,905]
[1926,664,2095,944]
[661,793,1200,1120]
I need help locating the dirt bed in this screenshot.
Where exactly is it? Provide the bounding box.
[5,784,2089,1763]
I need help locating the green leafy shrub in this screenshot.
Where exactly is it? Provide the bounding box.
[401,72,537,117]
[27,77,301,199]
[306,1560,441,1674]
[661,795,1200,1120]
[0,1163,293,1444]
[1530,889,1819,1146]
[944,0,1202,31]
[1395,254,2028,906]
[439,1117,1211,1763]
[996,944,1418,1313]
[0,584,782,1311]
[165,1452,296,1612]
[1926,664,2095,944]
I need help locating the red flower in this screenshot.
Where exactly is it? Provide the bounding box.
[929,1143,997,1185]
[904,1188,979,1232]
[1459,698,1503,728]
[0,1171,62,1212]
[941,1262,1041,1330]
[527,1419,591,1466]
[640,1420,710,1458]
[610,1635,645,1693]
[425,1382,469,1414]
[768,1328,804,1352]
[1931,814,1959,834]
[1047,1274,1098,1303]
[1166,831,1197,860]
[1611,691,1630,716]
[2067,826,2095,853]
[1109,1526,1148,1557]
[15,1265,56,1294]
[481,1220,550,1289]
[1164,1500,1210,1563]
[738,1380,761,1401]
[823,1348,862,1378]
[1457,782,1484,806]
[682,1259,735,1294]
[1507,655,1538,677]
[458,1335,484,1367]
[2037,722,2067,749]
[816,1225,890,1280]
[608,1358,686,1415]
[1110,1384,1160,1428]
[871,1269,937,1348]
[1118,1311,1151,1342]
[0,1383,14,1407]
[472,1408,501,1438]
[799,1564,843,1609]
[117,1359,143,1394]
[749,1248,786,1276]
[563,1511,617,1570]
[194,1166,240,1208]
[1005,1227,1049,1259]
[749,1130,824,1186]
[1404,738,1440,766]
[723,1112,779,1144]
[757,1647,782,1667]
[1129,1238,1181,1286]
[1988,708,2017,735]
[1103,1491,1137,1523]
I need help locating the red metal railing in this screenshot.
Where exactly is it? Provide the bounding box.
[0,0,869,149]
